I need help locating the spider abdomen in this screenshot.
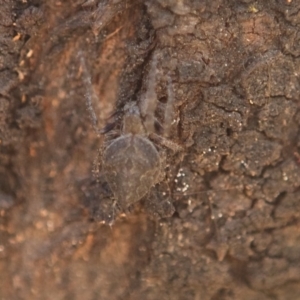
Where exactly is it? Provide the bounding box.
[103,134,161,208]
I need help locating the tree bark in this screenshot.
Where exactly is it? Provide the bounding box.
[1,1,300,299]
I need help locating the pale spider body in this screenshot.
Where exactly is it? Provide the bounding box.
[102,102,163,210]
[81,53,182,216]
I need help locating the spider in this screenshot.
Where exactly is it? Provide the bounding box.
[80,53,182,221]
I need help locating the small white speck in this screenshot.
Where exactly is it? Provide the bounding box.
[182,184,189,192]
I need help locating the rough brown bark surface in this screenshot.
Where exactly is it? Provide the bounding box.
[1,0,300,299]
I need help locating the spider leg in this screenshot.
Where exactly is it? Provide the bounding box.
[164,74,176,137]
[79,53,102,136]
[92,146,104,180]
[139,53,158,134]
[149,132,183,152]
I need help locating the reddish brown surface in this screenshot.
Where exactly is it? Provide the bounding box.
[1,1,300,299]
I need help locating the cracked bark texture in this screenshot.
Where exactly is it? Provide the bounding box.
[1,0,300,299]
